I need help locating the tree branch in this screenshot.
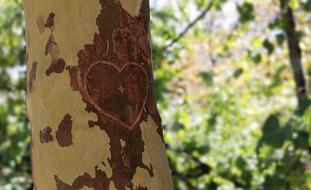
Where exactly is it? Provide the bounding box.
[280,0,308,110]
[166,143,212,178]
[164,1,214,49]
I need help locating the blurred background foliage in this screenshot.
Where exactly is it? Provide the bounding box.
[1,0,311,189]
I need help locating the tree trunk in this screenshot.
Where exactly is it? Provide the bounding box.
[280,0,308,110]
[23,0,173,189]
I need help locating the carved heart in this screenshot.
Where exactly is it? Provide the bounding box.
[83,61,148,130]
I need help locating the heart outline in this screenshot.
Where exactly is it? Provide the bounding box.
[82,61,149,130]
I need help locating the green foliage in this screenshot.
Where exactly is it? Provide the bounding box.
[152,0,311,189]
[1,0,311,190]
[0,0,32,189]
[237,2,255,24]
[302,0,311,12]
[199,71,213,85]
[263,39,274,55]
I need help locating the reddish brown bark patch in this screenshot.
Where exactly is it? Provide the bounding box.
[55,114,73,147]
[84,62,148,130]
[45,12,55,29]
[28,61,37,92]
[45,35,57,56]
[67,0,160,131]
[46,58,66,76]
[39,127,53,144]
[66,66,80,90]
[64,0,159,189]
[54,166,110,190]
[43,13,67,76]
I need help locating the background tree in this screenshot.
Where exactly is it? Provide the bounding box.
[280,0,308,111]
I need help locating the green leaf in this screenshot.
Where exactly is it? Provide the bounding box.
[293,131,309,150]
[260,114,285,148]
[276,33,285,46]
[263,39,274,55]
[200,71,213,85]
[237,2,255,24]
[233,68,244,78]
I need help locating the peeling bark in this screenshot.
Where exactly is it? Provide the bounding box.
[28,61,37,92]
[45,13,55,29]
[54,166,110,190]
[24,0,173,189]
[55,114,73,147]
[46,58,66,76]
[40,127,53,144]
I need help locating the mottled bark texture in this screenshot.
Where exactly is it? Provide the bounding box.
[280,0,308,109]
[23,0,173,189]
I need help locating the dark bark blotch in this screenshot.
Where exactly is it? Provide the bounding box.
[28,61,37,92]
[39,126,53,144]
[55,114,73,147]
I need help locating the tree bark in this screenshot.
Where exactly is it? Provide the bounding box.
[280,0,308,109]
[23,0,173,189]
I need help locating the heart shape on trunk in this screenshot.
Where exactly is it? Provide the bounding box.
[83,61,148,130]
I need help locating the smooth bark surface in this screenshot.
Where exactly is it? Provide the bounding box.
[23,0,173,189]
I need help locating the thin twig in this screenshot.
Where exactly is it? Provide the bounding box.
[164,1,214,49]
[166,143,211,177]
